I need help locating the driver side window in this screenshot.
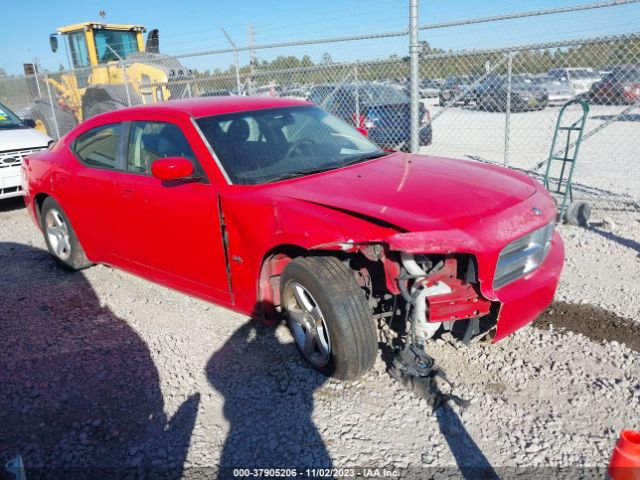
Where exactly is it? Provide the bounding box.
[127,121,196,174]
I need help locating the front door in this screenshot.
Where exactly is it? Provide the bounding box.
[112,120,230,303]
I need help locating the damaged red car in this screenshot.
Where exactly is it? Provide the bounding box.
[22,97,563,380]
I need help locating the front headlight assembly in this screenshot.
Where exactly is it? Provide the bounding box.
[493,223,554,289]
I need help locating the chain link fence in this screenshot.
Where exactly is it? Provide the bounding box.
[1,9,638,215]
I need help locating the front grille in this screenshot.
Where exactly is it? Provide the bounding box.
[493,223,554,289]
[0,148,46,169]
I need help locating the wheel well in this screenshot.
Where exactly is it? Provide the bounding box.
[256,245,378,320]
[257,245,306,317]
[34,193,50,226]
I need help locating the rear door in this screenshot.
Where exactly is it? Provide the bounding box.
[111,119,230,303]
[60,123,122,263]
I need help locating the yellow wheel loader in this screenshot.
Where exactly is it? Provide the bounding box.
[29,22,194,138]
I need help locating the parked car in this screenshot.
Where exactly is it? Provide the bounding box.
[548,68,601,96]
[419,79,442,99]
[282,86,309,101]
[308,82,432,150]
[475,75,548,112]
[0,101,51,200]
[439,75,476,106]
[255,84,282,97]
[22,97,563,380]
[588,64,640,105]
[531,75,574,106]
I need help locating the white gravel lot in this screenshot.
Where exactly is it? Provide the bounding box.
[420,101,640,201]
[1,196,639,479]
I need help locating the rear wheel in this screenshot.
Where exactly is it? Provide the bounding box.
[41,197,92,270]
[280,256,377,380]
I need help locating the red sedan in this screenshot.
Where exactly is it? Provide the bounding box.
[22,97,563,380]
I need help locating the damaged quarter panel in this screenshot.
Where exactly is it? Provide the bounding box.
[218,187,402,313]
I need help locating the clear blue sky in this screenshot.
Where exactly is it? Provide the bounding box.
[2,0,639,75]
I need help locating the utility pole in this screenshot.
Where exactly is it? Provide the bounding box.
[247,23,256,95]
[222,28,242,95]
[409,0,420,153]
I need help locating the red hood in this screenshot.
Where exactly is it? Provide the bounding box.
[264,153,538,232]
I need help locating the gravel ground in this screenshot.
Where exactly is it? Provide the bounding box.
[1,196,639,479]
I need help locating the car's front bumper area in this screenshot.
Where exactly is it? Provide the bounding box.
[0,165,23,199]
[492,230,564,341]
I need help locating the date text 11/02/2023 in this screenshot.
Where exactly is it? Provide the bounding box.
[232,467,400,477]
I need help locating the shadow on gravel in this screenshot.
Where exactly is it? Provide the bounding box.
[591,113,640,122]
[378,339,497,479]
[206,321,332,476]
[534,301,640,352]
[0,242,198,480]
[0,196,25,212]
[589,225,640,254]
[435,405,499,480]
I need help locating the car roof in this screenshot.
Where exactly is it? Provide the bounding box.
[96,96,313,122]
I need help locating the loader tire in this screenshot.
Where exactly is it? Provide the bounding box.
[84,101,125,120]
[29,100,76,139]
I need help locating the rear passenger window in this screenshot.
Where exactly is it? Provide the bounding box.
[74,124,121,169]
[127,121,195,174]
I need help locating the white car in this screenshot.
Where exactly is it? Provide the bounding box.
[0,101,52,200]
[548,68,601,96]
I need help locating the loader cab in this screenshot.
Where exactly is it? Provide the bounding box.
[51,22,146,69]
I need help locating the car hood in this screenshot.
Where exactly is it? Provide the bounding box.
[265,153,538,232]
[0,127,51,152]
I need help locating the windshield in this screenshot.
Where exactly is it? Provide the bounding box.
[196,106,385,185]
[94,29,139,63]
[0,102,24,129]
[357,85,409,105]
[511,76,536,87]
[570,69,599,79]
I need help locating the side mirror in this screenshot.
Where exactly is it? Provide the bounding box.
[150,157,194,181]
[22,118,36,128]
[146,29,160,54]
[356,127,368,137]
[49,35,58,53]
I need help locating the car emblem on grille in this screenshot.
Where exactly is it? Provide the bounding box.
[1,157,18,165]
[531,207,543,216]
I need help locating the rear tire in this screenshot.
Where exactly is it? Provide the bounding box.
[280,256,377,380]
[41,197,92,270]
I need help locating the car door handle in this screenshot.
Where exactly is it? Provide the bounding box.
[120,187,134,199]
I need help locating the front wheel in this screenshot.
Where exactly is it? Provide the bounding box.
[41,197,93,270]
[280,256,377,380]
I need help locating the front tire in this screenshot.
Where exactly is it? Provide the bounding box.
[41,197,92,270]
[280,256,377,380]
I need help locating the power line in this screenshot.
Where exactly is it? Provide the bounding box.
[419,0,640,31]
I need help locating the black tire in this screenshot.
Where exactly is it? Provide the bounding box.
[40,197,93,270]
[84,100,124,120]
[28,100,77,139]
[564,200,591,227]
[280,256,377,380]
